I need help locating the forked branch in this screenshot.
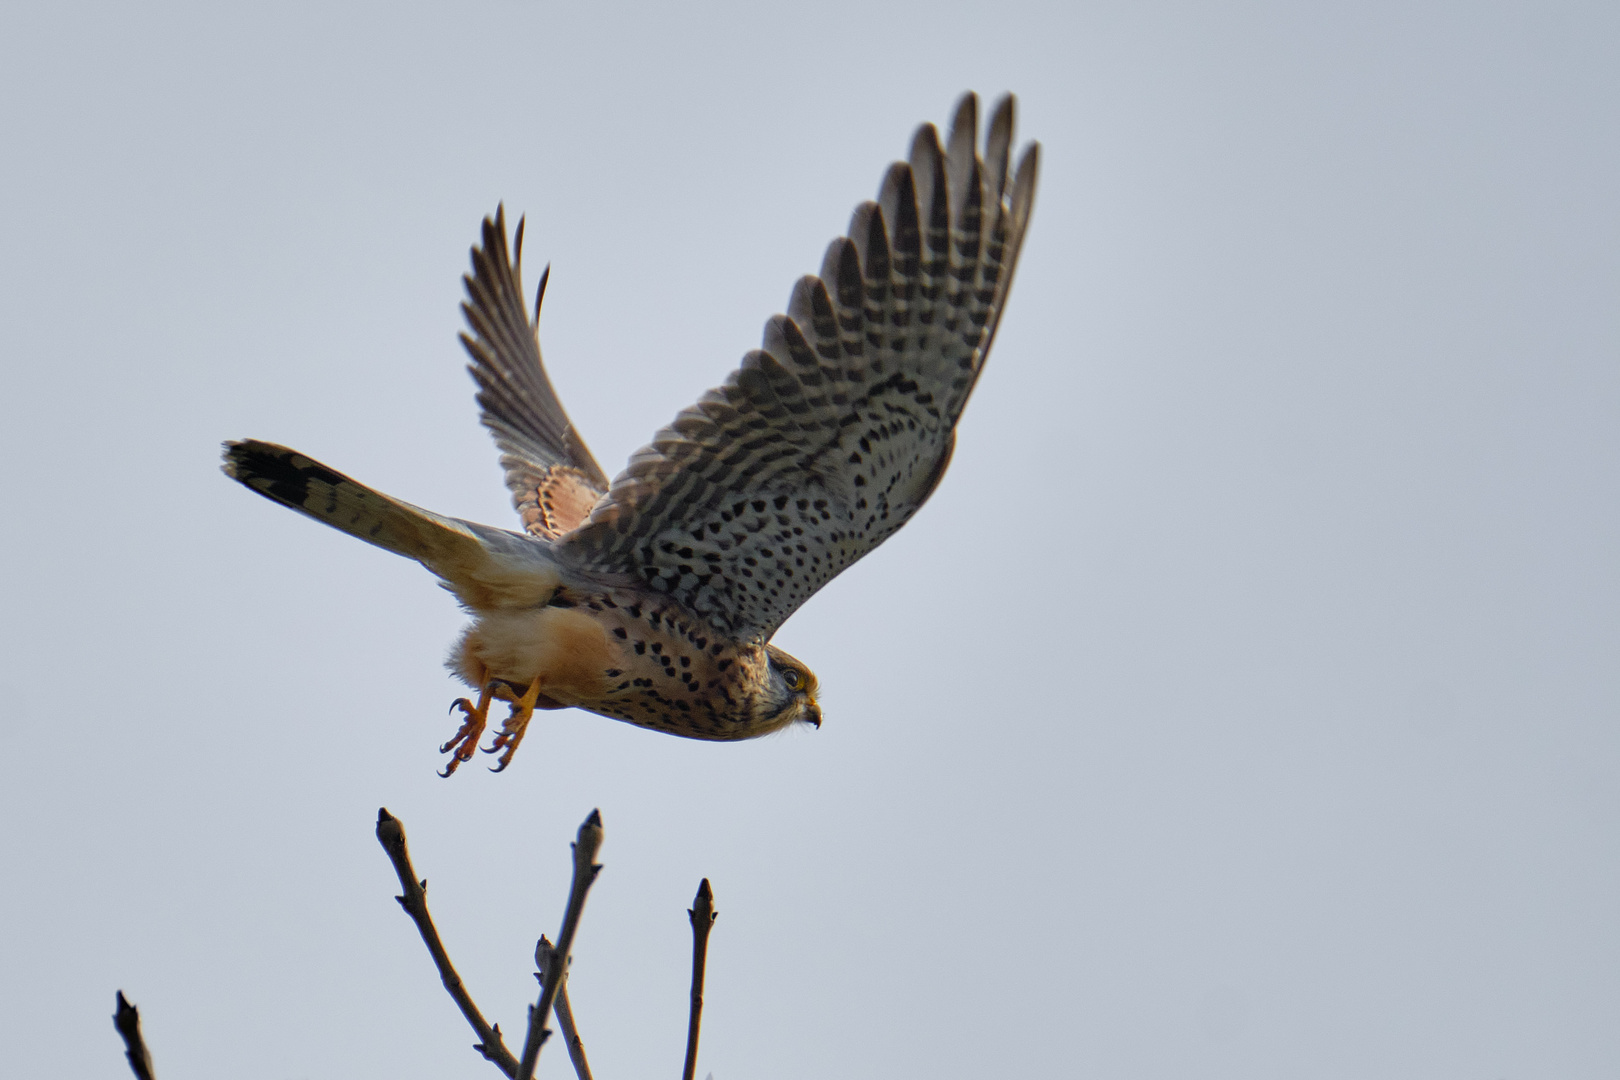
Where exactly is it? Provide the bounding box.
[517,809,604,1080]
[536,936,593,1080]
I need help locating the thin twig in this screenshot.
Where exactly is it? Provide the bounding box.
[375,808,520,1077]
[683,878,717,1080]
[517,809,604,1080]
[536,936,593,1080]
[113,991,156,1080]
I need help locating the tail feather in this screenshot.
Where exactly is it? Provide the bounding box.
[221,440,559,608]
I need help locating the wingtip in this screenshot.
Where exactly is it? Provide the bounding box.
[947,93,978,167]
[909,121,941,162]
[986,94,1016,195]
[989,92,1016,131]
[949,91,979,137]
[1012,141,1040,224]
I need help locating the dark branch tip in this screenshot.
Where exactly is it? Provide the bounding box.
[375,810,404,848]
[113,990,138,1029]
[689,877,717,927]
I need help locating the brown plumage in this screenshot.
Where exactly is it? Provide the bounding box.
[223,92,1037,773]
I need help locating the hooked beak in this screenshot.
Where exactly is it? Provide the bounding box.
[805,701,822,729]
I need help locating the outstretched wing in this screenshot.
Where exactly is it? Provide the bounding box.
[555,93,1039,642]
[461,208,612,540]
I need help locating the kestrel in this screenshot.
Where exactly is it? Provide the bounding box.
[224,92,1038,774]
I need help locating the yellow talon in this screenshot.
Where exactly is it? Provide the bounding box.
[483,677,543,773]
[439,684,497,777]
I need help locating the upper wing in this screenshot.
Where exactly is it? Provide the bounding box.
[555,93,1039,642]
[461,208,612,540]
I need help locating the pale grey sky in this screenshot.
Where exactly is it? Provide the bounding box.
[1,2,1617,1077]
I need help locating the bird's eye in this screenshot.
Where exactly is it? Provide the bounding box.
[782,668,802,690]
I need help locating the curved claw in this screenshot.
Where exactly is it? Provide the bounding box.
[477,676,543,773]
[437,686,496,778]
[438,738,476,777]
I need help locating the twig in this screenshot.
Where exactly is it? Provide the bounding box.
[536,936,593,1080]
[113,991,156,1080]
[375,808,520,1077]
[517,809,604,1080]
[683,879,717,1080]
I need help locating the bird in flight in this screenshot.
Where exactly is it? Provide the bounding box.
[224,92,1038,775]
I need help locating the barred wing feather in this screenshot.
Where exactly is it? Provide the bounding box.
[556,93,1038,641]
[461,209,612,539]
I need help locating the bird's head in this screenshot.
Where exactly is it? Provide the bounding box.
[761,643,821,731]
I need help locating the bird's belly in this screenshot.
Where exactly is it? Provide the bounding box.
[453,606,618,706]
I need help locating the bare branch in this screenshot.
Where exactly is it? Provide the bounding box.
[375,807,520,1077]
[683,878,717,1080]
[517,809,604,1080]
[536,936,593,1080]
[113,991,156,1080]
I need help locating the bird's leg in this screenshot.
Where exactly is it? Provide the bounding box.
[440,683,498,777]
[483,676,543,773]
